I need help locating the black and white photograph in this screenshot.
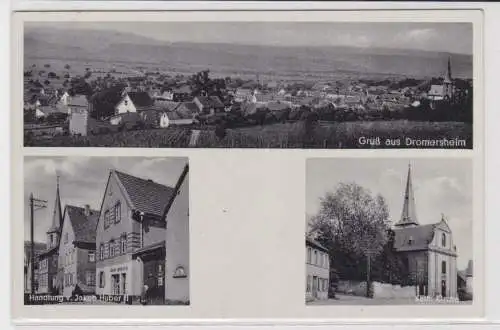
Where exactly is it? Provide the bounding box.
[22,21,473,149]
[305,158,473,305]
[23,156,189,305]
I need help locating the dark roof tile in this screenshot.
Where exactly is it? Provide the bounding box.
[393,224,435,252]
[114,170,174,217]
[66,205,100,243]
[127,92,154,107]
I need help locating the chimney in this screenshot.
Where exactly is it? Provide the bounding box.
[84,204,91,216]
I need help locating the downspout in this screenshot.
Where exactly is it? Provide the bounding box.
[139,211,145,249]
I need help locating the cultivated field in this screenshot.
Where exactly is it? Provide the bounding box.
[26,120,473,149]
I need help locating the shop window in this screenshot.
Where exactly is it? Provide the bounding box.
[99,271,105,288]
[112,274,120,295]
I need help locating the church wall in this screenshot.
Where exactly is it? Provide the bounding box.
[427,224,458,298]
[403,251,428,285]
[428,250,457,298]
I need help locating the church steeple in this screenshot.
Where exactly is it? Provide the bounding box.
[46,176,62,248]
[442,56,454,100]
[395,163,419,228]
[444,56,452,84]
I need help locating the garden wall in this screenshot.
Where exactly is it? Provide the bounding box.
[337,280,416,299]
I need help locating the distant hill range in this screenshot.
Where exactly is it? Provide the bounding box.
[24,27,473,79]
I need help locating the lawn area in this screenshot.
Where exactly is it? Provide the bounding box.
[25,120,472,149]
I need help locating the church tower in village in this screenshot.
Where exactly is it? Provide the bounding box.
[443,56,454,100]
[46,176,63,249]
[395,164,419,228]
[392,164,458,298]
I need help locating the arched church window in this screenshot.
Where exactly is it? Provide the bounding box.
[173,266,187,278]
[442,233,446,247]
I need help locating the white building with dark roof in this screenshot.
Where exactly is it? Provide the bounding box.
[58,204,100,297]
[95,165,189,304]
[305,237,330,301]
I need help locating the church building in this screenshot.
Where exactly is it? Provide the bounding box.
[393,164,458,298]
[36,177,63,294]
[428,57,455,103]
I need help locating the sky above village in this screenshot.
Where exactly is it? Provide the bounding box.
[24,156,188,244]
[306,158,473,270]
[26,22,473,55]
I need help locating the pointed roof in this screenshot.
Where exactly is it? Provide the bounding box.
[65,205,100,243]
[395,164,419,227]
[47,176,63,233]
[114,170,175,217]
[465,260,473,277]
[162,164,189,220]
[444,56,452,84]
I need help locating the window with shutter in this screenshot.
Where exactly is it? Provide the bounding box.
[109,240,115,258]
[104,242,109,259]
[121,234,127,254]
[115,202,121,223]
[99,244,104,260]
[109,206,115,224]
[104,210,109,229]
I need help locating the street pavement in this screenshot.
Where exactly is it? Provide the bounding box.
[307,293,472,305]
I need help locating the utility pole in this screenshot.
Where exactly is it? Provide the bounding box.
[29,193,47,294]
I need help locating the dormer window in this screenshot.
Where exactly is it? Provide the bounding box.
[442,233,446,247]
[408,236,414,245]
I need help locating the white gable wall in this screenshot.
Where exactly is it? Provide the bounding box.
[165,171,189,303]
[115,94,137,114]
[427,221,458,298]
[58,210,77,297]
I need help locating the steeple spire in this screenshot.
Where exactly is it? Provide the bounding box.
[444,56,452,83]
[395,163,419,227]
[47,175,62,234]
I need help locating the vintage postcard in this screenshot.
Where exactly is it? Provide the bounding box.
[23,156,189,306]
[306,158,474,306]
[19,16,476,149]
[11,9,484,323]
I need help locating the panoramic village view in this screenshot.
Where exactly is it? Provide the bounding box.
[24,157,190,305]
[305,159,473,305]
[23,22,473,148]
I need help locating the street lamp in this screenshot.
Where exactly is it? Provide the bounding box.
[29,193,47,294]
